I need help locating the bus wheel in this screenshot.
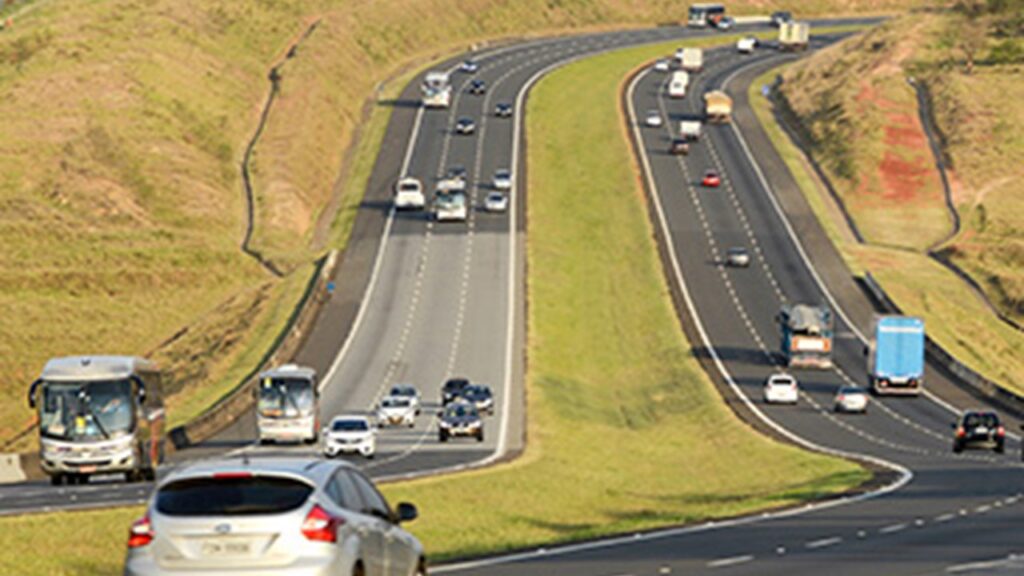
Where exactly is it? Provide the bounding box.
[50,474,64,486]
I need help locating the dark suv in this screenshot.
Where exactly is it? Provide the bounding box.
[438,401,484,443]
[441,377,470,405]
[952,411,1005,454]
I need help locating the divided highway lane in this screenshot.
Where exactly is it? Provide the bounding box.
[438,34,1024,576]
[0,22,776,515]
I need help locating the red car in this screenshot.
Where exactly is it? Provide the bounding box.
[702,170,721,188]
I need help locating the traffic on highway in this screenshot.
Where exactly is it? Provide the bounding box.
[3,5,1023,576]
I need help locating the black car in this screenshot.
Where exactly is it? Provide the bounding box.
[952,411,1005,453]
[459,384,494,415]
[446,165,468,181]
[495,102,513,118]
[441,377,470,405]
[455,117,476,135]
[468,79,487,95]
[771,11,793,27]
[438,401,483,442]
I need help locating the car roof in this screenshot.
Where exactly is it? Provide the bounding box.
[159,456,343,488]
[330,414,370,423]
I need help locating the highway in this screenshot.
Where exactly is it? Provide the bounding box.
[6,19,1022,576]
[436,34,1024,576]
[0,21,791,515]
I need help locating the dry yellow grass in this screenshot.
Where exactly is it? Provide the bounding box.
[767,11,1024,391]
[0,0,926,448]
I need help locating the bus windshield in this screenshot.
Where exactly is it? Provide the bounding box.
[258,378,315,419]
[39,379,135,441]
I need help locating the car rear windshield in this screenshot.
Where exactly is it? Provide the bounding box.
[157,476,312,516]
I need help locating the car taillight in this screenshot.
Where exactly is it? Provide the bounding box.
[301,505,341,543]
[997,426,1006,437]
[956,427,966,438]
[127,514,154,548]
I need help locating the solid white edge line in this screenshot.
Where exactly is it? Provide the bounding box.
[717,61,983,427]
[432,50,913,576]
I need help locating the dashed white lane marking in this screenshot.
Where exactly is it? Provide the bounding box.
[806,536,842,549]
[879,523,907,534]
[935,512,956,523]
[707,555,754,568]
[975,504,991,514]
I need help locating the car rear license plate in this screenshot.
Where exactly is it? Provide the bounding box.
[202,539,252,557]
[975,427,989,434]
[79,466,97,473]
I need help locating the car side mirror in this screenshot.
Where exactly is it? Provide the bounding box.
[395,502,418,523]
[28,379,41,410]
[321,427,329,435]
[950,423,958,430]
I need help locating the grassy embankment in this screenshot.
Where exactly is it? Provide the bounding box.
[0,33,871,574]
[0,0,923,452]
[753,11,1024,395]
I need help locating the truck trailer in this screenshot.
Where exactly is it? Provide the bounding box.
[676,47,704,72]
[779,21,810,52]
[868,316,925,396]
[779,304,834,369]
[703,90,733,123]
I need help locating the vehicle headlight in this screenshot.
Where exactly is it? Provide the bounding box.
[439,420,451,428]
[468,421,482,429]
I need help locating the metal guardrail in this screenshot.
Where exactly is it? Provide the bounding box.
[860,272,1024,419]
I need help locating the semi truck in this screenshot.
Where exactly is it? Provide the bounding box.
[778,304,834,369]
[668,71,689,98]
[422,71,452,108]
[676,47,704,72]
[779,21,810,52]
[703,90,733,123]
[868,316,925,396]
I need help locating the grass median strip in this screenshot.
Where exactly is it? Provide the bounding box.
[0,35,869,573]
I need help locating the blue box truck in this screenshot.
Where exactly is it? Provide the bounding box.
[868,316,925,396]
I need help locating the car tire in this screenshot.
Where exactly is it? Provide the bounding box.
[49,474,64,487]
[952,443,963,454]
[477,432,484,442]
[995,443,1005,454]
[352,561,366,576]
[365,453,375,460]
[415,558,428,576]
[439,432,448,443]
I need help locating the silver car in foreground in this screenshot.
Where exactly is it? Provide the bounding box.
[124,457,426,576]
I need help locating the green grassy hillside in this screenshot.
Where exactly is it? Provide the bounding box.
[0,0,919,447]
[773,6,1024,392]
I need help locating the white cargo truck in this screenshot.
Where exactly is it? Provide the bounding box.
[668,71,689,99]
[680,121,702,141]
[675,47,704,72]
[779,21,810,52]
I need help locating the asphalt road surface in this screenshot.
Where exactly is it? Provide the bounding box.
[0,19,829,515]
[434,33,1024,576]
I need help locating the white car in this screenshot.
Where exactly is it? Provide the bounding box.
[645,109,663,128]
[393,176,425,210]
[485,192,509,213]
[725,247,751,267]
[834,386,869,413]
[435,191,468,222]
[493,168,512,191]
[460,59,479,73]
[737,37,758,54]
[654,59,671,72]
[322,416,376,459]
[389,384,422,415]
[378,396,417,428]
[764,373,799,404]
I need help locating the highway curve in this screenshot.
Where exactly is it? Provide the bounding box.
[434,33,1024,576]
[0,20,800,515]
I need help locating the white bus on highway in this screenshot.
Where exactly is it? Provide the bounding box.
[256,364,319,445]
[422,71,452,108]
[27,355,165,486]
[668,71,689,98]
[688,3,725,27]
